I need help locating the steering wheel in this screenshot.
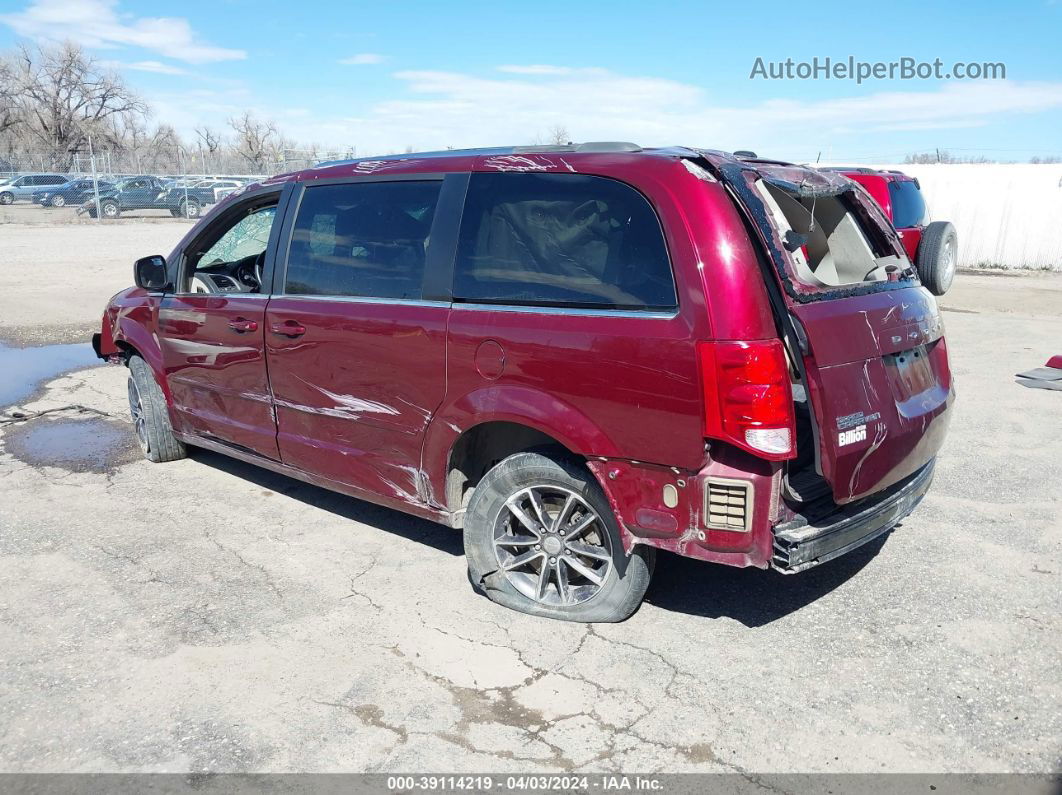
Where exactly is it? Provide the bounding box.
[232,252,265,291]
[253,251,265,290]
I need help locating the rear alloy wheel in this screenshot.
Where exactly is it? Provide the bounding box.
[0,192,12,205]
[127,355,186,463]
[50,194,66,207]
[100,199,120,219]
[464,452,654,622]
[494,485,613,606]
[916,221,958,296]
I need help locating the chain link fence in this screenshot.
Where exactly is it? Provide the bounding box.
[0,145,358,223]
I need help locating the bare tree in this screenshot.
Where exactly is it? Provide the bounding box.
[0,57,19,136]
[547,124,570,145]
[228,112,284,171]
[195,126,222,155]
[7,41,148,169]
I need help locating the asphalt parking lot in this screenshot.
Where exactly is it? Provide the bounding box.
[0,219,1059,774]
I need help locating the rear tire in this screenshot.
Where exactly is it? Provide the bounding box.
[127,355,186,463]
[464,452,654,622]
[916,221,957,296]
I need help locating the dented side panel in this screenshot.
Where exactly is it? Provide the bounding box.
[266,296,449,506]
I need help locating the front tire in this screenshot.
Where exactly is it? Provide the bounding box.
[100,199,120,219]
[464,452,654,622]
[50,195,66,207]
[127,355,186,463]
[0,192,12,205]
[916,221,957,296]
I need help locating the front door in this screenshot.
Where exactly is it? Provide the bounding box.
[158,187,288,458]
[265,177,454,503]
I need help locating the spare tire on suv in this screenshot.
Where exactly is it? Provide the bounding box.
[916,221,957,296]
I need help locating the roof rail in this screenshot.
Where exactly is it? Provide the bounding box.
[315,142,644,169]
[818,166,879,174]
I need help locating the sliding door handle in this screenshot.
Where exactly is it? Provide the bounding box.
[270,320,306,338]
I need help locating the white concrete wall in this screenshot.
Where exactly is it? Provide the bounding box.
[870,164,1062,271]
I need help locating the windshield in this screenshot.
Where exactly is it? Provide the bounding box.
[888,180,927,228]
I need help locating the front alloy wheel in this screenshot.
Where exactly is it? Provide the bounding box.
[50,194,65,207]
[127,376,149,453]
[493,485,613,607]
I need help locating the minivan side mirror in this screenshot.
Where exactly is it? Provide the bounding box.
[134,255,170,292]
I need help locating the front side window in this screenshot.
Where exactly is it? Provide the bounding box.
[452,173,677,310]
[182,200,278,293]
[284,181,441,300]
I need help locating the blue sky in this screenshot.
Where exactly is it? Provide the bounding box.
[1,0,1060,162]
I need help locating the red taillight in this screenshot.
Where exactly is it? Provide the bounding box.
[698,339,796,460]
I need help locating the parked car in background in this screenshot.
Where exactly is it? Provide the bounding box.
[33,178,114,207]
[0,173,69,204]
[81,176,248,219]
[94,144,953,622]
[81,176,171,218]
[184,179,244,204]
[819,167,957,295]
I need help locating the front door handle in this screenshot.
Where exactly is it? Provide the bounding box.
[228,318,258,333]
[270,320,306,338]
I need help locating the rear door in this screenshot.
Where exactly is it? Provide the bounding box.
[264,174,461,503]
[704,155,953,503]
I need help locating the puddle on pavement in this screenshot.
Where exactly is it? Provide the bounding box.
[0,341,101,407]
[4,417,140,474]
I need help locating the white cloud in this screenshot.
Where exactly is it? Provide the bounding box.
[299,67,1062,158]
[0,0,245,63]
[339,53,386,65]
[497,64,577,75]
[127,60,187,75]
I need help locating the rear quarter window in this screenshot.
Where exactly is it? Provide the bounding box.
[888,180,927,228]
[453,173,677,311]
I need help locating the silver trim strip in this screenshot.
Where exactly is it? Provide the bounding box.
[272,294,450,308]
[453,302,679,319]
[168,292,270,299]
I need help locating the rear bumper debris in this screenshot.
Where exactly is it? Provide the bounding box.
[771,459,935,572]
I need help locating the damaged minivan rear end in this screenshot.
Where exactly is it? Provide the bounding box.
[695,151,953,573]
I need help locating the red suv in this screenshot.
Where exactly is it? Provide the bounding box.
[93,145,954,622]
[821,167,957,295]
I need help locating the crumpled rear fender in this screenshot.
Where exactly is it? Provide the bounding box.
[421,384,623,509]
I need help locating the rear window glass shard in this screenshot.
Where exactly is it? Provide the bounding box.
[453,173,678,311]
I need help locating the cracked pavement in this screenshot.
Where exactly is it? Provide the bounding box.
[0,274,1060,774]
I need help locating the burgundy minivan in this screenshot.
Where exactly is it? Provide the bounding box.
[93,144,953,622]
